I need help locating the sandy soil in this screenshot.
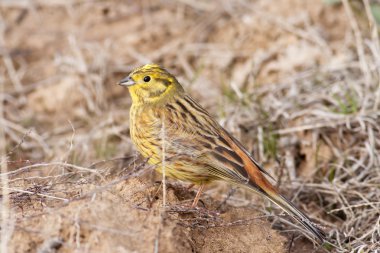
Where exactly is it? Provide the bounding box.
[9,176,287,253]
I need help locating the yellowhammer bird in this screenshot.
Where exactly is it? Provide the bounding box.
[119,64,326,242]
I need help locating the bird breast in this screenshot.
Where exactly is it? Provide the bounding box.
[130,105,163,161]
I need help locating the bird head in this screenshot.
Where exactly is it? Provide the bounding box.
[119,64,184,104]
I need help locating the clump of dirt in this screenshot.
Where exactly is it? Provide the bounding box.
[8,173,286,253]
[190,207,285,253]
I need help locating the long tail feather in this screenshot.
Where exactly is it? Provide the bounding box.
[253,182,326,242]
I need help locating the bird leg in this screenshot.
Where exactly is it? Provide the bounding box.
[191,184,205,208]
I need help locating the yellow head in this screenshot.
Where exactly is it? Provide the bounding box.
[119,64,184,104]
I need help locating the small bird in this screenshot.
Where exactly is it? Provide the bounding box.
[119,64,326,242]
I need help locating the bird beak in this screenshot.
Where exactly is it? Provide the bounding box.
[118,76,135,86]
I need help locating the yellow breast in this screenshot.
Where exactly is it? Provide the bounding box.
[130,105,162,163]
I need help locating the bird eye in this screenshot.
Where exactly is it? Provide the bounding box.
[143,76,151,82]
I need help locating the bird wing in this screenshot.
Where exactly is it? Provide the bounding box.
[163,95,274,186]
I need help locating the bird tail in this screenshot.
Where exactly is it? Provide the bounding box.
[248,180,326,243]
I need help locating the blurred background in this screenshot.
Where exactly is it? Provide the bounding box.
[1,0,379,252]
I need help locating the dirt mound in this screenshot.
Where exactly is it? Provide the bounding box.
[8,174,285,253]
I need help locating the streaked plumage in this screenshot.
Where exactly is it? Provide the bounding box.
[119,64,326,243]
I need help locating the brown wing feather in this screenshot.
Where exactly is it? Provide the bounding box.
[163,96,254,184]
[166,95,275,184]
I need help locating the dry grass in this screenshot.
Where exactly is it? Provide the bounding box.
[1,0,380,252]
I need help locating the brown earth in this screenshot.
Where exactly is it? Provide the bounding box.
[9,176,287,253]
